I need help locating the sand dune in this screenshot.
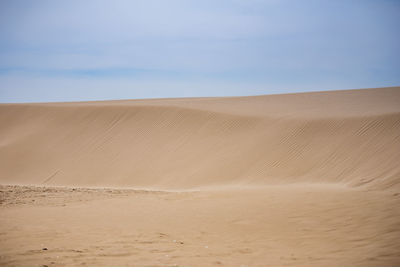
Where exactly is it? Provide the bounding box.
[1,87,400,266]
[1,87,399,190]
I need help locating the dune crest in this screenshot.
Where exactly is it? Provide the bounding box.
[1,87,400,190]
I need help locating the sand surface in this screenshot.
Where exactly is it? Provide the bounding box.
[1,87,400,266]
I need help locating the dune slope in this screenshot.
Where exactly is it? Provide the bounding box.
[0,87,400,190]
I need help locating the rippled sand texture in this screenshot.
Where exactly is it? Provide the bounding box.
[1,87,399,266]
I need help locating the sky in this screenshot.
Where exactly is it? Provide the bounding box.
[0,0,399,103]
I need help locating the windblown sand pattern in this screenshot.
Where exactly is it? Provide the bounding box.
[1,87,399,266]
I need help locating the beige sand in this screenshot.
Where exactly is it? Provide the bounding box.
[0,87,400,266]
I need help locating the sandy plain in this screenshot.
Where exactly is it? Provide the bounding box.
[1,87,400,266]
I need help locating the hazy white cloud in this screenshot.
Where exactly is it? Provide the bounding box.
[0,0,399,102]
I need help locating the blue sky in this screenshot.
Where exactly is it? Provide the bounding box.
[0,0,399,102]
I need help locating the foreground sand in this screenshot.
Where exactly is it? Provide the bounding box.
[1,87,400,266]
[1,184,399,266]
